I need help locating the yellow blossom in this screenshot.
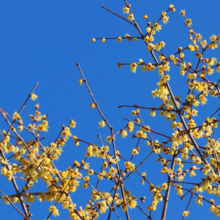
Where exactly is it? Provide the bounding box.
[49,205,59,217]
[210,35,217,42]
[201,40,207,48]
[128,122,134,132]
[153,22,162,32]
[128,13,134,21]
[185,19,192,27]
[78,79,83,85]
[122,6,129,14]
[141,172,146,178]
[182,211,189,217]
[162,183,168,190]
[99,120,106,128]
[121,129,128,138]
[130,62,137,73]
[18,125,23,132]
[150,110,156,117]
[69,119,76,128]
[132,148,138,155]
[117,36,122,42]
[180,10,185,16]
[90,103,96,109]
[88,169,94,176]
[199,94,207,105]
[31,93,38,101]
[196,195,203,206]
[13,111,21,120]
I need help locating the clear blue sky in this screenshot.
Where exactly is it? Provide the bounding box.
[0,0,220,219]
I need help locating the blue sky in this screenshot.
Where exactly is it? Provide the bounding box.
[0,0,220,219]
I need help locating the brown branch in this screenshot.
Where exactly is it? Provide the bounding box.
[101,5,134,25]
[0,190,30,220]
[182,193,194,220]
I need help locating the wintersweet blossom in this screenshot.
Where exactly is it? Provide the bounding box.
[31,93,38,101]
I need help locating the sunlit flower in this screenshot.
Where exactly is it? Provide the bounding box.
[31,93,38,101]
[99,120,106,128]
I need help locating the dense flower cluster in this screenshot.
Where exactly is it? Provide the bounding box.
[1,1,220,220]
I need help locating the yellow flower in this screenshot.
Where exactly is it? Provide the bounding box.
[190,170,196,177]
[161,12,169,24]
[207,67,214,75]
[124,161,135,171]
[83,163,90,169]
[18,125,23,132]
[178,175,184,181]
[101,38,105,43]
[49,205,59,217]
[109,167,117,175]
[106,136,112,143]
[132,148,138,155]
[180,10,185,16]
[83,176,90,182]
[128,13,134,21]
[122,6,129,14]
[207,57,217,66]
[128,121,134,132]
[13,111,21,120]
[150,110,156,117]
[131,110,137,116]
[62,127,72,139]
[196,195,203,206]
[73,136,78,142]
[88,169,94,176]
[92,38,96,42]
[69,119,76,128]
[128,200,137,209]
[31,93,38,101]
[199,94,207,105]
[185,19,192,27]
[160,41,165,47]
[122,205,128,212]
[90,103,96,109]
[162,183,168,190]
[201,40,207,48]
[141,172,146,178]
[78,79,83,85]
[117,36,122,42]
[121,129,128,138]
[82,182,88,189]
[146,27,151,33]
[216,66,220,73]
[210,34,217,42]
[73,160,80,166]
[147,43,155,51]
[153,22,162,32]
[130,62,137,73]
[74,141,79,146]
[99,120,106,128]
[182,211,189,217]
[136,130,143,138]
[25,194,35,203]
